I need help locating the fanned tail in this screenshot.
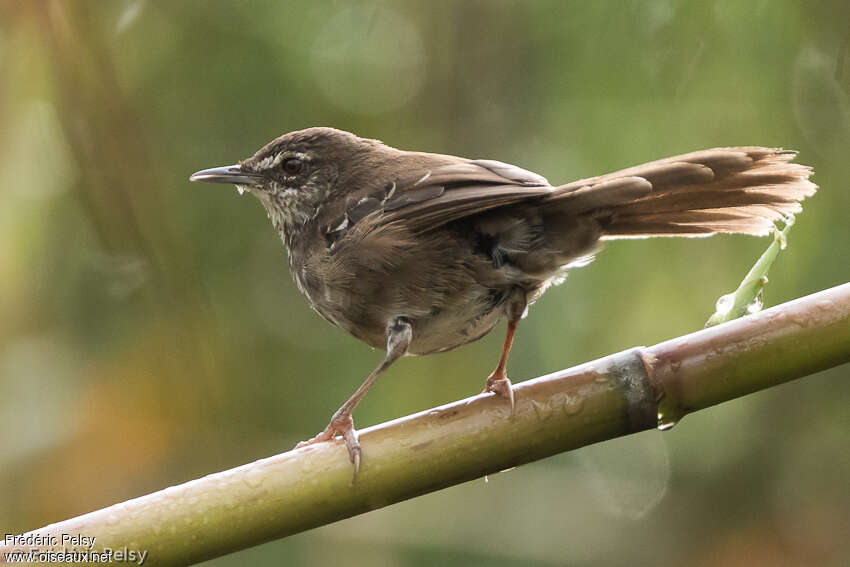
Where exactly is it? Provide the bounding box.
[548,147,817,238]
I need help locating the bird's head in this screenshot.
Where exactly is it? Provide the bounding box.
[190,127,391,239]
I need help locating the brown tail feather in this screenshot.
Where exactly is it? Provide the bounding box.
[549,147,816,239]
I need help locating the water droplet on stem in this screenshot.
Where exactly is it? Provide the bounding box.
[656,394,684,431]
[715,293,735,316]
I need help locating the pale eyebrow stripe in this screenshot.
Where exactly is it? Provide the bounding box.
[255,152,285,171]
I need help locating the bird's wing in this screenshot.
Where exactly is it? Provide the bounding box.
[324,159,555,237]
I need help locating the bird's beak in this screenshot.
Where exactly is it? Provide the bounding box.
[189,165,263,185]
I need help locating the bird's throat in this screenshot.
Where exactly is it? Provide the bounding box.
[253,184,320,247]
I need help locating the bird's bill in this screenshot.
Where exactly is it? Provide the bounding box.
[189,165,263,185]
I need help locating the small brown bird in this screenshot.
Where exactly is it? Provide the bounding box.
[191,127,816,473]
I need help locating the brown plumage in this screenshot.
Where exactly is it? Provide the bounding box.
[190,127,816,474]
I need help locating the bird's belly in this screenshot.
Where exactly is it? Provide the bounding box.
[406,290,506,355]
[302,273,507,355]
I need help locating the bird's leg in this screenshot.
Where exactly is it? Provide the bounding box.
[483,291,526,415]
[295,317,412,475]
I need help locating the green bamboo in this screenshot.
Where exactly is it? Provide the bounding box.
[705,214,795,327]
[2,282,849,567]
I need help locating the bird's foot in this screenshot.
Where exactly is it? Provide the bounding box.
[295,411,362,477]
[483,371,516,416]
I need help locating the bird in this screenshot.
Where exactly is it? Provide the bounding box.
[190,127,816,474]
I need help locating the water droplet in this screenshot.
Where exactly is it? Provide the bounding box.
[783,213,795,227]
[395,432,414,448]
[242,468,265,489]
[531,399,555,421]
[219,492,239,510]
[563,395,584,416]
[715,293,735,316]
[235,186,245,196]
[746,289,764,314]
[483,475,489,484]
[656,394,684,431]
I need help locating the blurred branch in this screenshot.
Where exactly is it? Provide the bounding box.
[3,282,849,567]
[31,1,206,304]
[28,0,221,403]
[35,0,161,261]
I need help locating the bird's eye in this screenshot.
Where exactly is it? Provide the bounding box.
[282,157,303,175]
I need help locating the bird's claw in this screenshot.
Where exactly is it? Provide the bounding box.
[339,421,361,478]
[294,428,333,449]
[294,412,362,480]
[484,374,516,417]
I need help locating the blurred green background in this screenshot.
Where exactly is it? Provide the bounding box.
[2,1,849,565]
